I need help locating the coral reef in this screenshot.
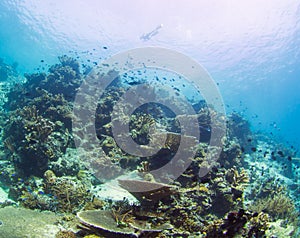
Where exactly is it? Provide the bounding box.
[0,57,299,237]
[55,230,77,238]
[218,139,243,168]
[118,179,177,206]
[0,206,60,237]
[7,170,93,213]
[204,209,270,237]
[5,55,82,111]
[208,167,249,216]
[1,56,83,178]
[77,209,173,238]
[248,193,299,224]
[43,173,92,213]
[129,113,156,145]
[3,105,70,176]
[227,112,254,146]
[266,219,295,237]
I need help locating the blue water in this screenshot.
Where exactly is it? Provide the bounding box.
[1,0,299,149]
[0,1,300,236]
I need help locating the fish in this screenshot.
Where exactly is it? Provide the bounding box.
[277,151,284,157]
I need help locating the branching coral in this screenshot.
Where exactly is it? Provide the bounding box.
[208,167,249,216]
[3,105,69,176]
[44,174,92,213]
[204,210,270,237]
[247,212,270,237]
[246,176,286,200]
[227,113,253,145]
[2,57,81,180]
[248,193,299,223]
[5,56,82,111]
[22,105,55,143]
[129,113,156,145]
[226,167,249,185]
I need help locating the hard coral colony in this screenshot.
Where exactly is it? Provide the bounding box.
[0,57,298,238]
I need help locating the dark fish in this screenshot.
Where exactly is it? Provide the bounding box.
[277,151,284,157]
[251,147,257,152]
[127,81,140,86]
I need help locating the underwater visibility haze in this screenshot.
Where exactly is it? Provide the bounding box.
[0,0,300,237]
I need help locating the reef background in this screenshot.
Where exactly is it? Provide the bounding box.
[0,54,299,237]
[0,1,300,238]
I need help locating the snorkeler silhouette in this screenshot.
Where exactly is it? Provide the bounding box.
[140,24,163,41]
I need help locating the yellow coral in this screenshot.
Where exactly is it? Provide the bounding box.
[83,235,102,238]
[55,230,76,238]
[198,186,209,193]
